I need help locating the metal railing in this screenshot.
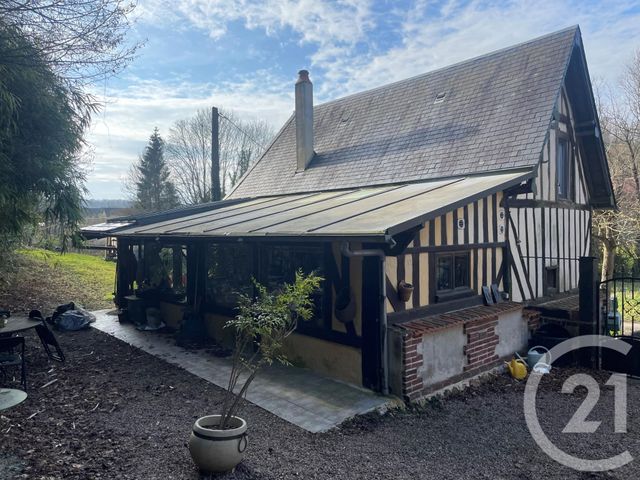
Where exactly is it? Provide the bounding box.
[599,277,640,338]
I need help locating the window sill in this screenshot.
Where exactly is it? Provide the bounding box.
[435,288,475,304]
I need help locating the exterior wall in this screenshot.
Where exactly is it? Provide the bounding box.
[204,313,236,347]
[284,334,362,386]
[419,325,466,386]
[463,315,500,372]
[159,301,187,330]
[495,310,529,358]
[507,87,592,302]
[385,191,506,314]
[390,304,537,402]
[203,312,363,386]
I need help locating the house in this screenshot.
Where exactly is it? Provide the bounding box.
[83,26,614,402]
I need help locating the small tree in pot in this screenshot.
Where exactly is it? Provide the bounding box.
[189,270,322,474]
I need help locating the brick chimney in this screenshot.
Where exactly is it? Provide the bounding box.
[295,69,314,171]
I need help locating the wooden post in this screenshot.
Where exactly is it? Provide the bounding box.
[579,256,598,333]
[115,239,130,308]
[211,106,221,201]
[361,252,382,392]
[172,247,183,290]
[579,256,598,367]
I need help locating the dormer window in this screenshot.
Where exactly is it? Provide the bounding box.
[434,91,447,104]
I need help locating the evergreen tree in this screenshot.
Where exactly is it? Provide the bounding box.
[0,23,86,257]
[133,128,180,212]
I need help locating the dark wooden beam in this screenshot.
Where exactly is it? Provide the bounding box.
[505,198,591,211]
[404,241,507,254]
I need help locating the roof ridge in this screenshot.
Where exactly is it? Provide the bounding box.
[315,25,579,110]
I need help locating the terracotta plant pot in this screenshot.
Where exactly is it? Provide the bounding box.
[398,280,414,302]
[189,415,248,474]
[334,288,356,324]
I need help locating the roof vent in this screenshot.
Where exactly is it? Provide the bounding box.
[434,92,447,104]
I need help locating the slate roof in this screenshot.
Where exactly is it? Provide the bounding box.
[228,27,578,199]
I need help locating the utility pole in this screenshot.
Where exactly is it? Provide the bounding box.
[211,106,221,201]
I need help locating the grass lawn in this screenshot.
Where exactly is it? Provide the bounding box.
[0,248,116,314]
[19,249,115,302]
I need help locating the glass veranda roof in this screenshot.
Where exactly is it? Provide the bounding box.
[113,171,530,241]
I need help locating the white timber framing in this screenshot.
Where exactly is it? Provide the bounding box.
[505,86,592,302]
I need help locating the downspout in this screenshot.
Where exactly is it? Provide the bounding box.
[341,238,396,396]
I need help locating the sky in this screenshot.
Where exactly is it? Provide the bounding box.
[85,0,640,199]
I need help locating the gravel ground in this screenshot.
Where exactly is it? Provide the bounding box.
[1,328,640,479]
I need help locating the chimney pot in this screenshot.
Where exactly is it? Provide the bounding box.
[295,69,314,171]
[297,69,310,83]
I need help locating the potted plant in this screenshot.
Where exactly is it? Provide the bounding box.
[398,280,414,302]
[188,270,322,474]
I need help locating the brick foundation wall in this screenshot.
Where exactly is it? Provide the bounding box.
[401,331,424,401]
[417,358,504,397]
[523,308,541,332]
[463,315,499,371]
[395,302,528,402]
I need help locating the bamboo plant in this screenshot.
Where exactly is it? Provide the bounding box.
[219,270,322,429]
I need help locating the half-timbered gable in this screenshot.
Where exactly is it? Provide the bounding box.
[507,82,601,301]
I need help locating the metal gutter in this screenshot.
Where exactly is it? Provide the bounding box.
[113,233,389,244]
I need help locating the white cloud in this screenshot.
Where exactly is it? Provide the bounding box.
[134,0,640,98]
[317,0,640,97]
[87,71,294,198]
[87,0,640,198]
[138,0,374,45]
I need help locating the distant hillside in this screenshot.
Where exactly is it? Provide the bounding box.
[83,199,133,227]
[85,199,132,209]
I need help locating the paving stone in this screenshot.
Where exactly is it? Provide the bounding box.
[91,310,390,432]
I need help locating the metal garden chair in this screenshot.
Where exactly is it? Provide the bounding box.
[0,336,27,389]
[35,323,65,363]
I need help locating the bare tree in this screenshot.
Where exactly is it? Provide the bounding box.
[0,1,139,85]
[165,110,212,205]
[593,51,640,280]
[0,0,140,131]
[226,117,274,188]
[166,108,274,204]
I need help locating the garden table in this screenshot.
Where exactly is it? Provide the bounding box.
[0,388,27,411]
[0,316,40,335]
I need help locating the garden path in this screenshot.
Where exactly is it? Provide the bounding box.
[91,310,392,432]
